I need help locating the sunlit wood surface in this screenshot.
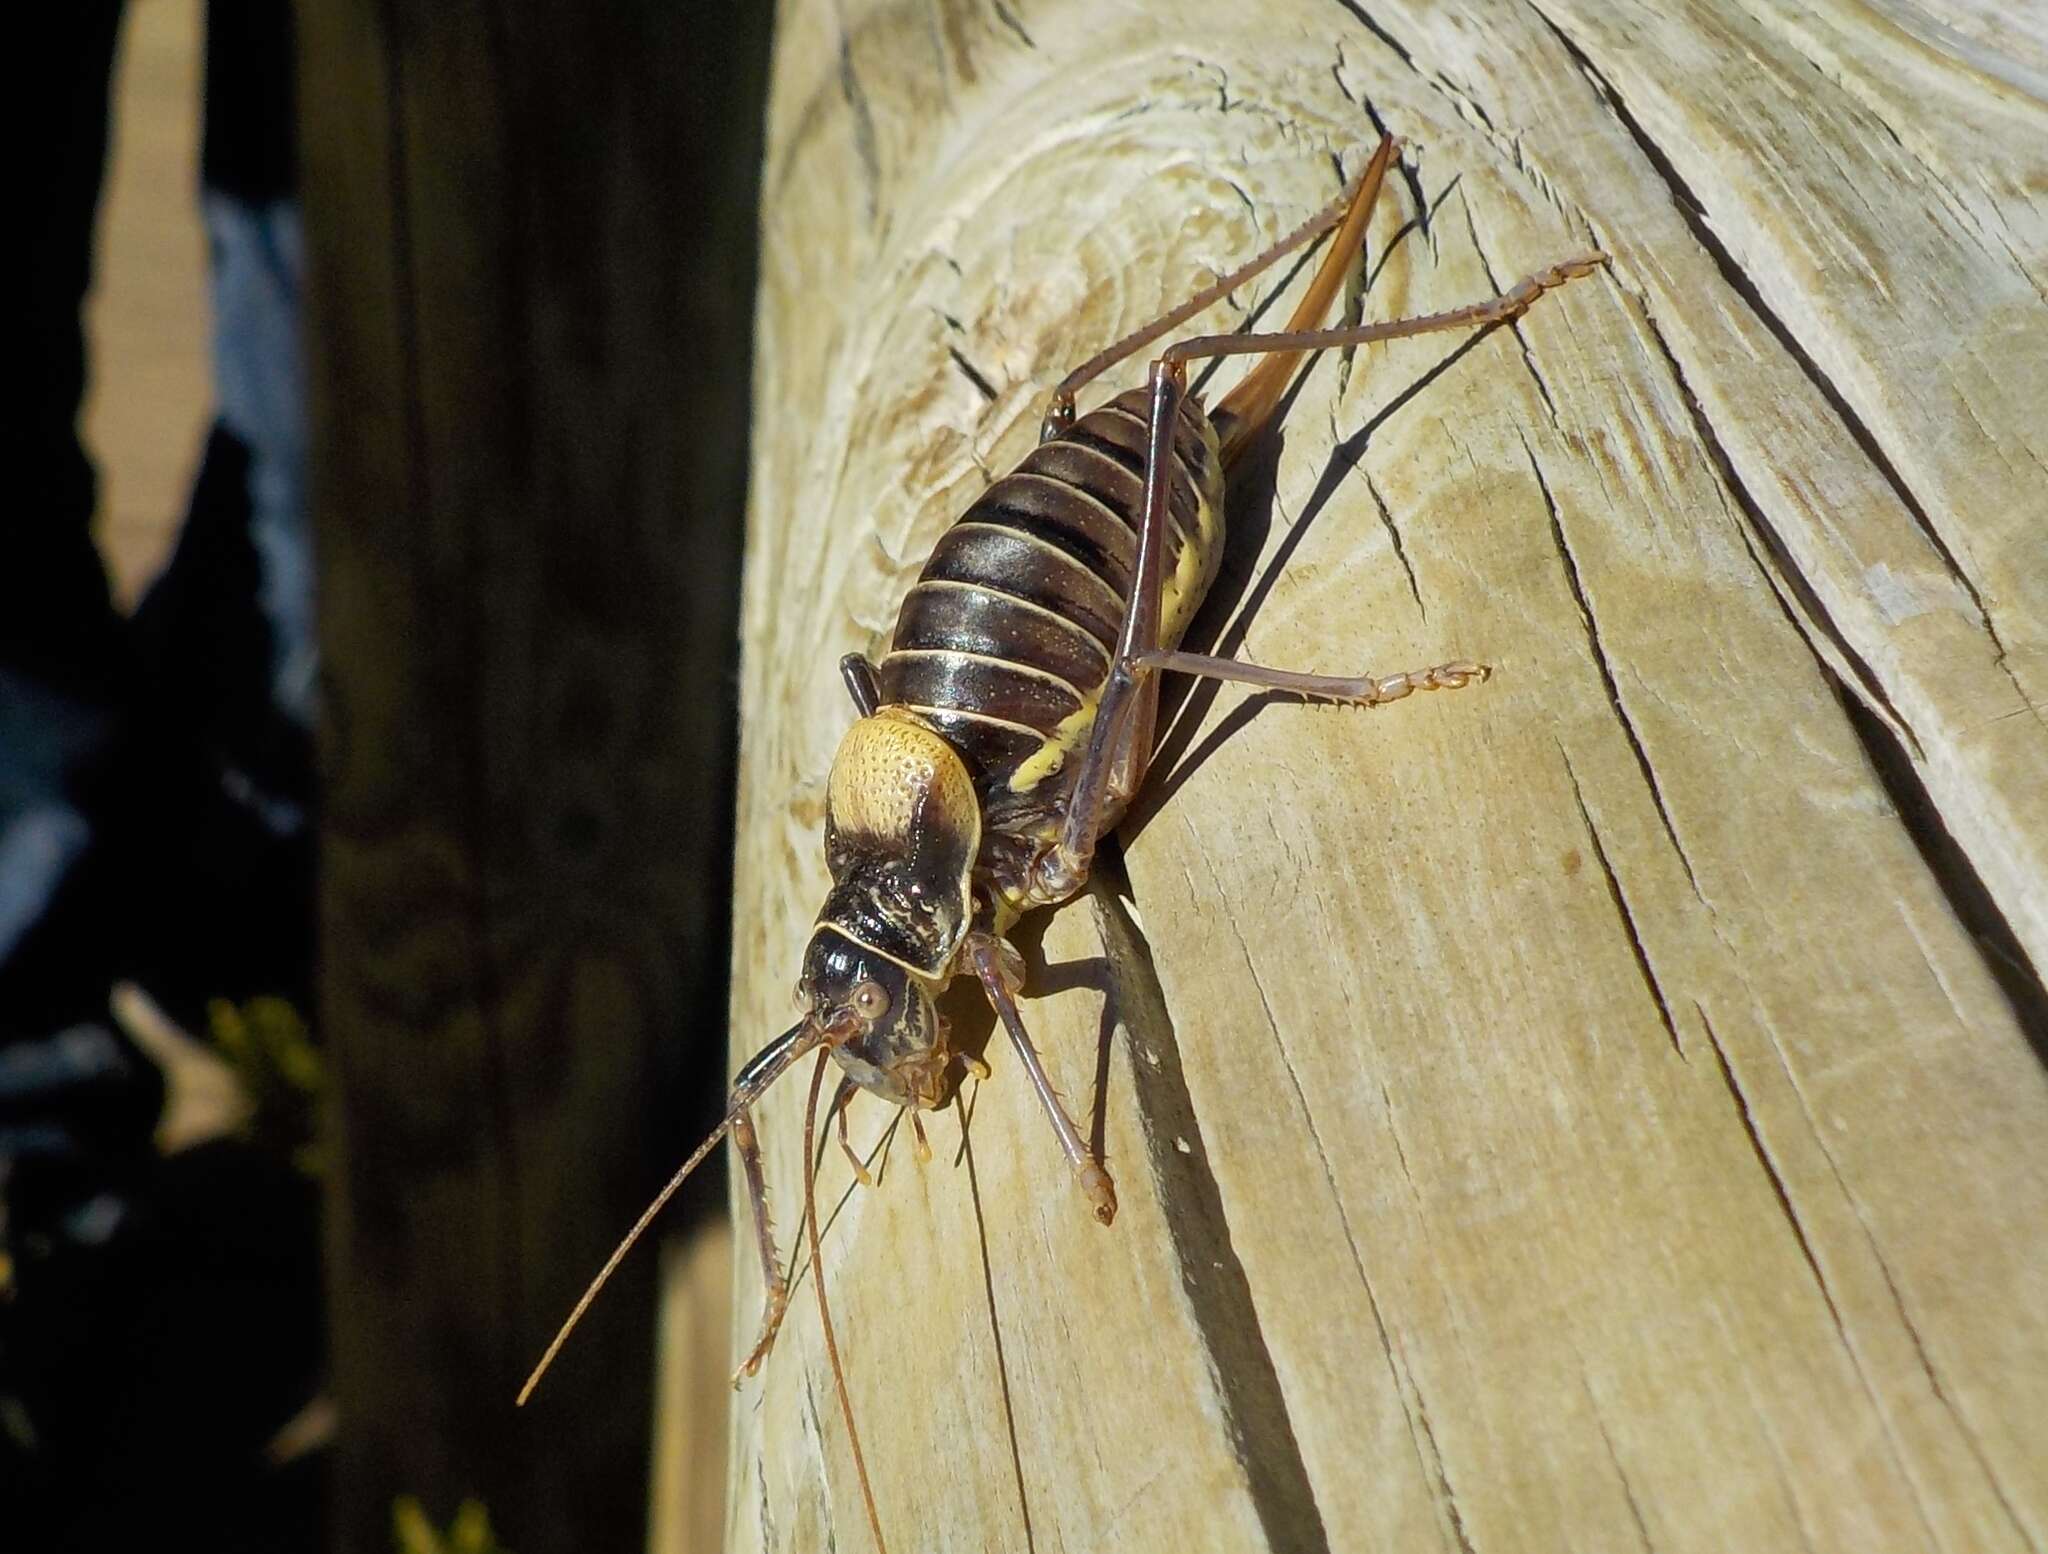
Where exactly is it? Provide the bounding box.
[649,1220,732,1554]
[721,0,2048,1550]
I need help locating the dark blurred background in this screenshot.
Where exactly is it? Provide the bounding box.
[4,2,772,1549]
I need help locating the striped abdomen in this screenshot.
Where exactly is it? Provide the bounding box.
[875,385,1226,804]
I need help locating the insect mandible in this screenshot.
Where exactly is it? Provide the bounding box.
[519,133,1605,1552]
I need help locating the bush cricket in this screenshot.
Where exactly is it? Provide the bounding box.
[519,132,1604,1553]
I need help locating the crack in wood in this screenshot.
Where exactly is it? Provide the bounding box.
[797,1361,850,1554]
[947,345,999,402]
[1459,196,1561,432]
[1612,268,1940,780]
[1328,0,1418,73]
[836,20,882,224]
[1580,1366,1657,1554]
[1529,4,2040,728]
[1694,1001,1838,1313]
[1830,689,2048,1068]
[1529,438,1705,907]
[754,1436,777,1551]
[1559,743,1685,1058]
[1354,438,1426,620]
[1743,1015,1979,1554]
[990,0,1035,51]
[1860,1220,2041,1551]
[1408,1386,1481,1554]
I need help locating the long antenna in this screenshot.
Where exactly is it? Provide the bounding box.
[518,1018,826,1408]
[517,1113,735,1407]
[806,1047,888,1553]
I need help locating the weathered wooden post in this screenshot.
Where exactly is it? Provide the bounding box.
[717,2,2048,1550]
[299,3,769,1550]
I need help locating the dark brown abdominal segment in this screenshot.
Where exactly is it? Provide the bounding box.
[878,386,1223,796]
[1050,406,1204,552]
[894,585,1112,688]
[882,650,1084,729]
[963,477,1139,596]
[919,529,1123,645]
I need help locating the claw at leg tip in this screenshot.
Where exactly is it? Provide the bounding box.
[1080,1163,1117,1225]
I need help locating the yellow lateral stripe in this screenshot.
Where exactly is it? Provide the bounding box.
[1007,698,1100,794]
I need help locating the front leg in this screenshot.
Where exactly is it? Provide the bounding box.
[967,932,1117,1224]
[831,1074,874,1188]
[730,1103,790,1383]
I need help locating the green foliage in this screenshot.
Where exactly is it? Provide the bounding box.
[207,996,325,1176]
[392,1495,512,1554]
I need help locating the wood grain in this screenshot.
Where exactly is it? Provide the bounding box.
[300,3,768,1550]
[650,1220,732,1554]
[725,1,2048,1550]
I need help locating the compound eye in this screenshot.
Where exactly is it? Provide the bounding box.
[850,979,890,1022]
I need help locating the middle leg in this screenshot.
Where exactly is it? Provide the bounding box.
[1132,648,1490,706]
[1032,357,1189,902]
[831,1074,874,1187]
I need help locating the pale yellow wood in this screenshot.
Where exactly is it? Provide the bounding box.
[723,2,2048,1550]
[650,1221,732,1554]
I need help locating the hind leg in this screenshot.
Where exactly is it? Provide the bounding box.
[1039,135,1400,440]
[1036,260,1602,900]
